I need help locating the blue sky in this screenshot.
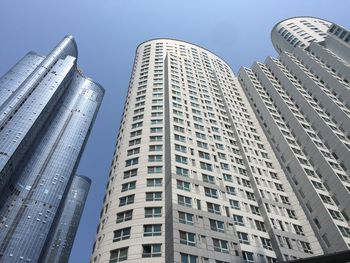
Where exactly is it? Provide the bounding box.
[0,0,349,262]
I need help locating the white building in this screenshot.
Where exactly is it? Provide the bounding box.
[91,37,326,263]
[239,17,350,256]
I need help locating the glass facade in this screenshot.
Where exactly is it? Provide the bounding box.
[41,175,91,263]
[0,36,104,263]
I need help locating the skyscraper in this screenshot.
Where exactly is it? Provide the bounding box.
[42,175,91,263]
[270,17,331,53]
[238,17,350,255]
[0,36,104,262]
[91,37,330,263]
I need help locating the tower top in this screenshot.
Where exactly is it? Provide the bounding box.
[271,16,331,53]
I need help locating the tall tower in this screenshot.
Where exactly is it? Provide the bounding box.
[42,175,91,263]
[271,17,331,53]
[92,39,323,263]
[239,17,350,257]
[0,36,104,262]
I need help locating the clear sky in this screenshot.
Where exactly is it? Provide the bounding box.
[0,0,349,262]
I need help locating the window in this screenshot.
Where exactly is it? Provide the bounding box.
[300,241,313,254]
[134,108,144,114]
[180,231,196,246]
[213,238,229,253]
[280,195,290,204]
[179,211,194,225]
[207,202,221,215]
[238,232,249,244]
[116,210,132,223]
[125,156,139,167]
[148,166,162,174]
[200,161,212,171]
[194,123,204,131]
[230,199,240,210]
[151,119,163,125]
[132,121,143,129]
[220,163,230,171]
[178,195,192,207]
[177,180,190,191]
[226,186,236,195]
[328,209,343,221]
[242,251,254,263]
[173,109,183,116]
[150,135,163,142]
[180,253,197,263]
[204,187,218,198]
[176,167,189,177]
[198,151,210,160]
[233,215,244,226]
[275,183,284,191]
[255,220,266,232]
[119,195,135,206]
[142,244,161,258]
[293,224,304,236]
[261,237,273,250]
[174,125,185,133]
[176,154,188,164]
[175,144,187,153]
[146,192,162,201]
[147,178,162,187]
[149,145,163,151]
[174,117,184,124]
[196,132,206,140]
[251,205,261,215]
[151,127,163,133]
[202,174,214,184]
[148,155,162,162]
[218,152,226,160]
[130,130,142,137]
[210,219,224,232]
[127,147,140,156]
[223,174,233,182]
[133,114,143,121]
[338,226,350,238]
[124,169,137,179]
[145,207,162,218]
[144,224,162,236]
[197,141,208,149]
[136,95,145,101]
[113,227,131,242]
[121,181,136,192]
[246,191,255,201]
[129,138,141,146]
[109,247,128,262]
[175,134,186,142]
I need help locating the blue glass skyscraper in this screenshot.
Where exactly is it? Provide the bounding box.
[0,36,104,262]
[42,174,91,263]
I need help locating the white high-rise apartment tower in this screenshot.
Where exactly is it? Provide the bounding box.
[239,17,350,256]
[91,37,331,263]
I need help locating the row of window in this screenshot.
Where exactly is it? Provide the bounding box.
[113,224,161,242]
[116,207,162,223]
[110,244,161,262]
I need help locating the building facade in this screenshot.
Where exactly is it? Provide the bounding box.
[0,36,104,262]
[42,175,91,263]
[239,17,350,257]
[91,37,330,263]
